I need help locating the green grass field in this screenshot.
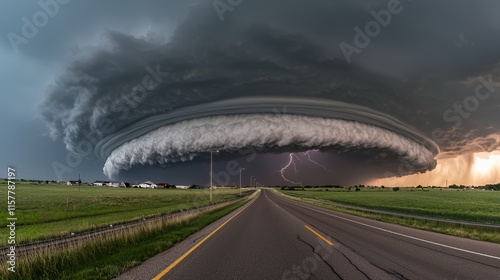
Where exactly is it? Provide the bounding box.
[280,188,500,224]
[0,182,248,245]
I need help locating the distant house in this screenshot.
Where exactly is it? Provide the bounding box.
[66,180,79,186]
[139,181,157,189]
[157,183,175,189]
[92,181,119,187]
[175,185,190,189]
[119,182,130,188]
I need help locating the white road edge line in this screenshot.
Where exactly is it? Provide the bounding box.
[276,193,500,261]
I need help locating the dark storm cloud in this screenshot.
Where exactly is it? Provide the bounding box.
[39,0,500,180]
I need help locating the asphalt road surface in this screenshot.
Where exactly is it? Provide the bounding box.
[123,189,500,280]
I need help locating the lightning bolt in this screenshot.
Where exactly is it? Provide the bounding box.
[302,150,335,173]
[274,150,338,186]
[290,153,302,174]
[274,153,303,186]
[303,150,342,184]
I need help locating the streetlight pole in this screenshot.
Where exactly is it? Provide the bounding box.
[239,168,245,196]
[210,149,220,203]
[210,150,213,203]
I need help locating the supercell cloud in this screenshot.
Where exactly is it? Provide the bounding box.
[39,0,500,183]
[101,98,438,178]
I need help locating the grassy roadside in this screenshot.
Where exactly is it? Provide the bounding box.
[0,183,248,245]
[280,188,500,224]
[274,189,500,244]
[4,198,251,280]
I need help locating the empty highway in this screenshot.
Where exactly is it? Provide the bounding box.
[119,189,500,280]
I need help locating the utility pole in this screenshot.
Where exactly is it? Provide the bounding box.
[210,149,219,203]
[210,151,213,203]
[239,168,245,196]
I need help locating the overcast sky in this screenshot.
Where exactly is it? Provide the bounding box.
[1,0,499,186]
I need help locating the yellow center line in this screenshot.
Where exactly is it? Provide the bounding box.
[304,225,334,246]
[152,197,257,280]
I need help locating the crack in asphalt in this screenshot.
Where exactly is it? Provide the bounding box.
[388,271,410,280]
[371,264,409,280]
[191,235,206,243]
[336,248,372,280]
[297,235,344,280]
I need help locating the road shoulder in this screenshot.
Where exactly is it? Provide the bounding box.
[114,191,259,280]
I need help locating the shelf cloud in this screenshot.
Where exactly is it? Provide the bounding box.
[100,98,438,178]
